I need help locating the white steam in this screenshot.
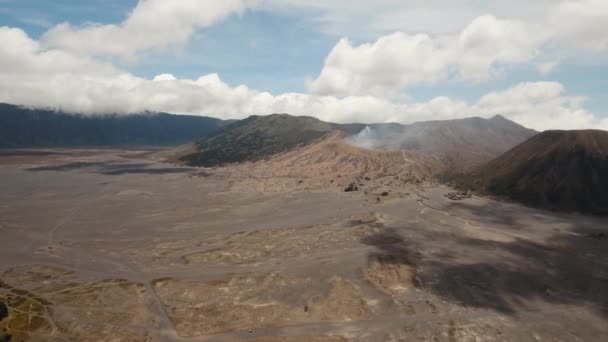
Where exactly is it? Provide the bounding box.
[346,124,407,150]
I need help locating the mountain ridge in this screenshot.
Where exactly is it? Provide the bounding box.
[0,103,231,147]
[181,114,365,166]
[348,114,537,171]
[182,113,536,169]
[457,129,608,214]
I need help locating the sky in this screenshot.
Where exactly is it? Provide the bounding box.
[0,0,607,131]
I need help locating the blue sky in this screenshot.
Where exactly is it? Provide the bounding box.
[130,10,335,94]
[0,0,607,130]
[0,0,134,33]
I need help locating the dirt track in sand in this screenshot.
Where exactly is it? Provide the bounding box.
[0,149,607,341]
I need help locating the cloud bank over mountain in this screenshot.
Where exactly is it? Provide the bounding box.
[1,0,607,130]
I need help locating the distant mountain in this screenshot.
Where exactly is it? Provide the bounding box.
[180,113,536,168]
[348,115,537,171]
[225,131,446,193]
[181,114,364,166]
[0,103,229,147]
[457,130,608,214]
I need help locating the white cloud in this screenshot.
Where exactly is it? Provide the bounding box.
[0,27,603,131]
[307,34,450,97]
[471,82,599,130]
[306,0,608,97]
[456,15,545,81]
[0,27,118,76]
[153,73,177,82]
[538,61,559,75]
[20,0,608,101]
[41,0,249,60]
[308,15,544,97]
[549,0,608,51]
[1,1,607,133]
[261,0,555,38]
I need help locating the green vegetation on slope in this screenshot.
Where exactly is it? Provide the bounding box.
[181,114,364,166]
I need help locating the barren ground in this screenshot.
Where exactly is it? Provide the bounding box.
[0,149,607,341]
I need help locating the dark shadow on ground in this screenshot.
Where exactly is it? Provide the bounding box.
[361,228,420,264]
[360,227,424,288]
[361,216,608,318]
[445,200,570,229]
[27,161,194,175]
[0,150,68,157]
[28,161,107,171]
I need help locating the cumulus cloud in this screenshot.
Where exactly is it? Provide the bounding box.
[307,34,450,97]
[0,27,118,76]
[549,0,608,51]
[456,15,545,81]
[153,73,178,82]
[1,1,607,132]
[308,0,608,97]
[471,82,600,130]
[1,27,603,131]
[265,0,608,54]
[41,0,250,59]
[308,15,545,97]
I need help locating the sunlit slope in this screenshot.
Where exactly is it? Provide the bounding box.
[181,114,364,166]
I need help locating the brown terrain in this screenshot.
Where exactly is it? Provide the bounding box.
[0,114,606,341]
[347,115,537,171]
[458,130,608,214]
[225,132,444,195]
[0,137,607,341]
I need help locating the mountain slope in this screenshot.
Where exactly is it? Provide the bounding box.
[348,115,537,170]
[226,131,445,193]
[458,130,608,214]
[181,114,364,166]
[0,103,229,147]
